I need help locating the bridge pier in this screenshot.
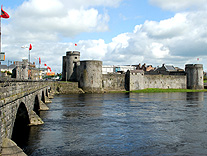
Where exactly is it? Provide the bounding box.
[29,110,44,126]
[1,138,27,156]
[45,96,52,104]
[39,101,49,111]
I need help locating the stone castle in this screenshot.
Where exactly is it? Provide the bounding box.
[62,51,204,93]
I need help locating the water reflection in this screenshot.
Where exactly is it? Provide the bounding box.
[23,92,207,156]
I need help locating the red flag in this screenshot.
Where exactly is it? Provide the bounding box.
[39,57,41,64]
[47,66,52,72]
[1,6,9,18]
[75,43,77,46]
[29,44,32,50]
[44,63,47,66]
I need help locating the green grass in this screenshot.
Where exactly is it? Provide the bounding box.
[130,88,207,93]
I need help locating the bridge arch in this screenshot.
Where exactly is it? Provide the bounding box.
[34,95,40,116]
[11,102,30,148]
[46,88,49,97]
[42,90,45,103]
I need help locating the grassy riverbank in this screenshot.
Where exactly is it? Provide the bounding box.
[130,88,207,93]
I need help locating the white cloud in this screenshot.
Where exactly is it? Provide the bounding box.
[150,43,169,58]
[101,8,207,69]
[7,0,113,42]
[3,0,207,73]
[79,39,107,60]
[149,0,207,11]
[142,13,188,39]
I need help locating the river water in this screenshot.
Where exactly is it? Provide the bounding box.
[23,92,207,156]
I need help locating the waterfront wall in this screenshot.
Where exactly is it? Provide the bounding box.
[127,71,145,91]
[55,82,84,94]
[102,74,126,91]
[144,75,187,89]
[105,72,187,91]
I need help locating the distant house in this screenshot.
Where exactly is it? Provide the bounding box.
[146,65,155,71]
[133,63,155,72]
[102,65,114,74]
[8,64,16,73]
[102,65,136,74]
[0,65,8,72]
[155,64,185,75]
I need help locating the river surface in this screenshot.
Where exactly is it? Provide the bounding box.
[23,92,207,156]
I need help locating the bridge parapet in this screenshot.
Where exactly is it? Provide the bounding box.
[0,81,49,99]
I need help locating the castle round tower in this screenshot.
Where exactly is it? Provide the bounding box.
[62,51,80,81]
[62,56,66,81]
[79,60,103,93]
[185,64,204,90]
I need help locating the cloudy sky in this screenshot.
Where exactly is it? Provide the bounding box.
[1,0,207,73]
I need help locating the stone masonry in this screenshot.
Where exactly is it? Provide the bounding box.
[0,81,52,155]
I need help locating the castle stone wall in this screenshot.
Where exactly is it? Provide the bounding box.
[63,51,80,81]
[79,60,102,93]
[144,75,187,89]
[129,72,145,91]
[102,73,187,92]
[102,74,126,91]
[185,64,204,89]
[62,56,66,81]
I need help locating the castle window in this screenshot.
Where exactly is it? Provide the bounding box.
[75,57,77,59]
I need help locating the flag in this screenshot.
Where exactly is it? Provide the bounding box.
[75,43,77,46]
[39,57,41,64]
[48,67,52,72]
[44,63,47,66]
[1,5,9,18]
[47,66,52,72]
[29,44,32,50]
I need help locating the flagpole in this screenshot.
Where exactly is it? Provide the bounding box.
[0,5,10,65]
[39,57,40,80]
[0,17,1,52]
[0,17,1,66]
[29,49,30,79]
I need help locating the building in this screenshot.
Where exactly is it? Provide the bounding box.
[102,65,136,74]
[12,59,28,80]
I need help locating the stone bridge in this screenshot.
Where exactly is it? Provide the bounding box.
[0,81,55,156]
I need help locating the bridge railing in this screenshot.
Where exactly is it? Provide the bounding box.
[0,80,52,107]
